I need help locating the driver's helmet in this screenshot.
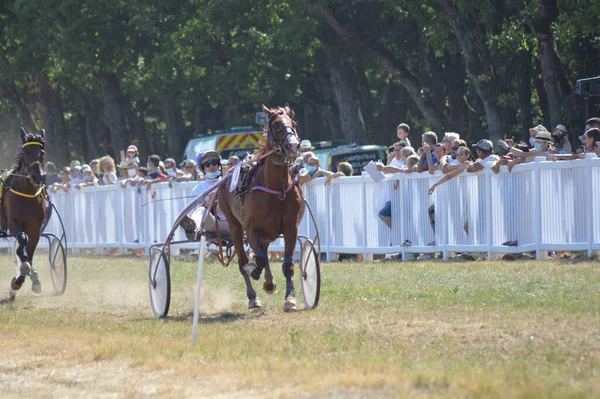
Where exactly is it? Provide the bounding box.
[196,150,221,170]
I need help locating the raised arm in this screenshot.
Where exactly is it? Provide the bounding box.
[428,164,468,195]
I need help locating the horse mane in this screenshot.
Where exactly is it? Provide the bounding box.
[11,132,45,172]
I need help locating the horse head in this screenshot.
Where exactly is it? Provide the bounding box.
[262,104,300,163]
[19,127,46,186]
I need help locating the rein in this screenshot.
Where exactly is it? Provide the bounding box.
[251,177,298,201]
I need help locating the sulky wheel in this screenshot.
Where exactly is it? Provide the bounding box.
[148,248,171,318]
[49,237,68,295]
[299,240,320,310]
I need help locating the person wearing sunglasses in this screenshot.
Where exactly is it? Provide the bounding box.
[180,150,228,239]
[125,145,140,164]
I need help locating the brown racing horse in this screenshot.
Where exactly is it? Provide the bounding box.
[217,104,302,311]
[0,128,47,295]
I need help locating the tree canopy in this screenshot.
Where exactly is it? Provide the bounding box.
[1,0,598,167]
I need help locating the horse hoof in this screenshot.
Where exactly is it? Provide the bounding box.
[10,276,24,291]
[20,262,32,276]
[283,297,297,312]
[31,280,42,294]
[248,298,262,310]
[9,290,17,301]
[263,281,276,294]
[243,262,257,278]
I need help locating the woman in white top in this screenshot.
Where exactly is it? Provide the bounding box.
[99,155,117,185]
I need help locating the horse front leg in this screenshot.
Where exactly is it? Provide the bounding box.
[9,222,30,292]
[282,228,298,312]
[229,221,260,310]
[262,241,276,295]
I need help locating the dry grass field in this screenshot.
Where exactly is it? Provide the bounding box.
[0,251,599,398]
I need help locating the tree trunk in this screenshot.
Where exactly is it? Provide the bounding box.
[96,72,130,158]
[73,89,106,160]
[160,94,186,160]
[526,0,582,132]
[37,77,71,167]
[440,0,505,143]
[444,52,469,134]
[321,7,447,132]
[517,49,533,139]
[327,54,368,145]
[126,100,150,162]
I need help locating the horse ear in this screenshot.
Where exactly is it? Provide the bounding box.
[283,104,296,121]
[261,104,273,116]
[40,129,45,140]
[20,127,26,144]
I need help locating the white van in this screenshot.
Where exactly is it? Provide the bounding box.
[182,127,264,164]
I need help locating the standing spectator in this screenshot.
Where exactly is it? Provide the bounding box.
[69,165,84,187]
[553,128,600,160]
[145,155,163,179]
[90,159,102,181]
[44,162,61,185]
[324,161,353,185]
[416,131,438,172]
[99,155,117,185]
[552,125,572,154]
[176,159,199,182]
[120,161,142,188]
[305,156,322,177]
[125,145,140,164]
[228,155,240,168]
[52,167,71,193]
[441,132,460,156]
[163,158,182,178]
[526,125,548,148]
[299,140,315,154]
[74,164,97,189]
[467,140,500,173]
[117,160,130,180]
[396,123,411,148]
[377,142,408,173]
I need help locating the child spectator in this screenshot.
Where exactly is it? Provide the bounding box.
[125,145,140,164]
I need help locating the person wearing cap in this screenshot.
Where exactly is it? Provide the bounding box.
[180,150,228,239]
[552,124,572,154]
[74,164,98,189]
[44,161,62,186]
[466,139,500,173]
[68,165,84,188]
[299,139,315,153]
[125,145,140,164]
[498,130,554,164]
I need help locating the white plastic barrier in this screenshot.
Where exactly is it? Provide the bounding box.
[2,156,599,260]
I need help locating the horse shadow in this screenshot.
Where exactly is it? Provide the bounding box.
[142,310,254,324]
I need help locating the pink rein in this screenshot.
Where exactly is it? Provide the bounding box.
[251,178,299,200]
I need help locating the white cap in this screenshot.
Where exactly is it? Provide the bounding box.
[555,124,567,133]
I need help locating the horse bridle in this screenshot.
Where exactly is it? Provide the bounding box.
[267,111,299,157]
[21,141,45,187]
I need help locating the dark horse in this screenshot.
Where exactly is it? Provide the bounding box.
[0,128,47,295]
[217,104,302,311]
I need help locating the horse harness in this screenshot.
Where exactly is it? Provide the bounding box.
[0,141,48,234]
